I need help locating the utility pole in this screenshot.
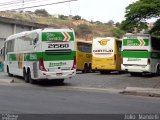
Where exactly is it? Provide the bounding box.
[68,0,72,20]
[22,0,24,12]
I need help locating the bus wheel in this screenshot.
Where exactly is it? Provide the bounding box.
[156,65,160,76]
[88,63,92,73]
[82,64,88,73]
[23,70,29,83]
[7,66,12,76]
[28,71,34,84]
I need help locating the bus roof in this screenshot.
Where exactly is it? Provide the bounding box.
[93,37,122,41]
[124,33,150,38]
[6,27,74,42]
[76,40,92,44]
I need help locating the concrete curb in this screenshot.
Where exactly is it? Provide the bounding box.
[0,79,14,83]
[54,86,122,94]
[120,87,160,97]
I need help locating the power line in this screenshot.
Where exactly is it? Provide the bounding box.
[0,0,43,7]
[0,0,78,11]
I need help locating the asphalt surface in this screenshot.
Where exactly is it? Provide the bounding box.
[0,84,160,114]
[1,71,160,89]
[0,71,160,120]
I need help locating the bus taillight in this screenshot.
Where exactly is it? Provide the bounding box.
[39,58,46,71]
[114,54,117,64]
[72,56,76,70]
[147,58,150,65]
[121,58,123,64]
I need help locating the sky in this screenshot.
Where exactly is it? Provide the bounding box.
[46,0,138,23]
[0,0,138,23]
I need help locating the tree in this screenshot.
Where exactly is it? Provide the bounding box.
[111,28,125,38]
[107,20,114,26]
[76,24,92,39]
[58,15,68,20]
[95,21,103,25]
[122,0,160,33]
[34,9,49,17]
[115,22,120,27]
[72,15,81,20]
[149,19,160,35]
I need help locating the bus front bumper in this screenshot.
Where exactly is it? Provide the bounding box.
[121,64,151,73]
[36,69,76,80]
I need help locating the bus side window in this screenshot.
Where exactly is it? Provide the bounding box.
[117,41,122,52]
[6,40,14,53]
[151,37,160,51]
[33,38,38,45]
[33,33,38,46]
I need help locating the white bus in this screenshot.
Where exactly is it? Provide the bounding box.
[4,28,76,83]
[121,33,160,76]
[0,45,4,62]
[92,37,122,74]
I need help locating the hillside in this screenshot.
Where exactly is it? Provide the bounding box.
[0,11,124,40]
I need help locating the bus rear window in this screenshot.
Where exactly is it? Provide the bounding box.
[77,42,92,53]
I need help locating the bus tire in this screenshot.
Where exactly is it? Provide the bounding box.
[88,63,92,72]
[82,64,88,73]
[156,65,160,76]
[7,66,12,76]
[28,70,34,84]
[23,69,29,83]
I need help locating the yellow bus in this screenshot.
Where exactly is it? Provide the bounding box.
[76,40,92,73]
[92,37,122,74]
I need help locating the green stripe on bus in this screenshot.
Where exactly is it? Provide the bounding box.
[8,51,76,61]
[122,51,160,58]
[122,51,151,58]
[42,32,74,42]
[123,39,149,46]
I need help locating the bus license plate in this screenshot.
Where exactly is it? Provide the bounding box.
[56,73,62,76]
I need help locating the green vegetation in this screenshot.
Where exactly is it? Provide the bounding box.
[34,9,50,17]
[0,10,125,40]
[1,0,159,39]
[75,24,92,39]
[121,0,160,35]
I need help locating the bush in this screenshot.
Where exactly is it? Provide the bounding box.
[75,24,92,39]
[34,9,49,17]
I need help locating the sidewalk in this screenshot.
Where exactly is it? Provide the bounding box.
[0,72,14,83]
[120,87,160,97]
[1,71,160,97]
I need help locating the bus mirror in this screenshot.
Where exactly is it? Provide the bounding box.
[33,38,38,45]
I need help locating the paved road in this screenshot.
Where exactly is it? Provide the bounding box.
[68,72,160,89]
[1,71,160,89]
[0,72,160,114]
[0,84,160,114]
